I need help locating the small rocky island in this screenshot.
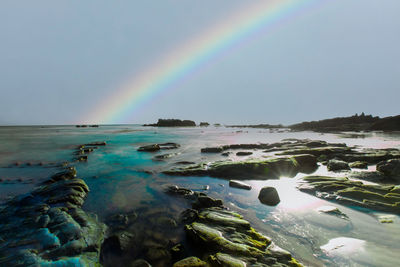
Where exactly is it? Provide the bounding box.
[144,119,196,127]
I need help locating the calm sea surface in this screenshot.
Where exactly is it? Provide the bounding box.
[1,125,400,266]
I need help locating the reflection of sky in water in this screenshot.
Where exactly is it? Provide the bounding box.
[0,125,400,266]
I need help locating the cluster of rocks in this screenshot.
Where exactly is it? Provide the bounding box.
[73,141,107,162]
[0,167,106,266]
[137,142,182,162]
[166,185,302,267]
[170,139,400,178]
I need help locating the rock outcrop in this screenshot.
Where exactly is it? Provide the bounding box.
[0,168,106,266]
[164,155,317,179]
[144,119,196,127]
[166,185,302,267]
[298,175,400,214]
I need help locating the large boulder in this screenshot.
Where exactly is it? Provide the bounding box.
[258,187,280,206]
[377,159,400,177]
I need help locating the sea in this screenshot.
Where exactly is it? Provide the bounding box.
[1,125,400,267]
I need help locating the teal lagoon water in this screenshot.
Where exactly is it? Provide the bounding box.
[1,125,400,266]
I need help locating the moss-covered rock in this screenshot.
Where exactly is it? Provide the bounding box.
[173,256,208,267]
[298,175,400,214]
[164,157,302,179]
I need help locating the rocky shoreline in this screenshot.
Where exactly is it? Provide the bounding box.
[1,135,400,266]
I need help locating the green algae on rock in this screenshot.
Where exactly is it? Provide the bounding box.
[298,175,400,214]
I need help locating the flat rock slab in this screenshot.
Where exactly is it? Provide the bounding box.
[229,180,252,190]
[298,175,400,214]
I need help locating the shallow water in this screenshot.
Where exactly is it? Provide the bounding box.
[1,125,400,266]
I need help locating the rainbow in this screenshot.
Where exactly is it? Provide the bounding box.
[86,0,320,124]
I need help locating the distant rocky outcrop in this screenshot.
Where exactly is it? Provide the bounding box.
[290,113,400,132]
[290,113,380,132]
[227,124,284,129]
[368,115,400,131]
[144,119,196,127]
[199,122,209,127]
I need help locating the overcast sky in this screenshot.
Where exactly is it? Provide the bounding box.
[1,0,399,125]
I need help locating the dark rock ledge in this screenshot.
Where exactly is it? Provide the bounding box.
[163,154,318,179]
[0,167,106,266]
[166,185,303,267]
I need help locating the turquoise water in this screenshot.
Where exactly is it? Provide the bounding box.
[1,125,400,266]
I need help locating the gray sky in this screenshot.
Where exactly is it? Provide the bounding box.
[1,0,399,125]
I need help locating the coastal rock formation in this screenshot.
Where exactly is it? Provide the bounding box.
[144,119,196,127]
[165,185,302,266]
[298,175,400,214]
[164,154,317,179]
[199,122,209,127]
[0,168,106,266]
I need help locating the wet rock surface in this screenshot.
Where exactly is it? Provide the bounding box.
[327,159,350,171]
[258,186,281,206]
[139,142,180,152]
[0,168,106,266]
[164,157,306,179]
[298,176,400,214]
[165,185,302,267]
[229,180,252,190]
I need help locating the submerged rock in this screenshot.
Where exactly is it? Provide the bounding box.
[229,180,252,190]
[258,187,280,206]
[138,144,161,152]
[139,142,180,152]
[316,206,349,220]
[236,151,253,156]
[153,152,181,160]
